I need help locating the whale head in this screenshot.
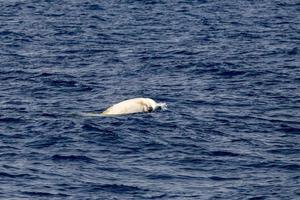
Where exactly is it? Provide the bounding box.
[143,98,167,112]
[142,98,157,112]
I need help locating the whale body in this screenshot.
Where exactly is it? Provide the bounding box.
[101,98,165,116]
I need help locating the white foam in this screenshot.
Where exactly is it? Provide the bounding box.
[156,102,167,111]
[80,112,103,117]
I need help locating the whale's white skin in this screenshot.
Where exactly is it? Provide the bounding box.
[101,98,164,116]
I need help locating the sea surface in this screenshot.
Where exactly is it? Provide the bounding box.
[1,0,300,199]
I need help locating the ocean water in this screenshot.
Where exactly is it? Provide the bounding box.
[1,0,300,199]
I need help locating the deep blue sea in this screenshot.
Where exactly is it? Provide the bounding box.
[1,0,300,199]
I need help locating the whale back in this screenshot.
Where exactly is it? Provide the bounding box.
[101,98,154,116]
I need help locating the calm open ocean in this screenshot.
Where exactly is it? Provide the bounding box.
[1,0,300,199]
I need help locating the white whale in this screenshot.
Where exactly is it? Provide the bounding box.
[101,98,166,116]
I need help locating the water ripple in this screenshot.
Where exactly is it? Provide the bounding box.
[1,0,299,199]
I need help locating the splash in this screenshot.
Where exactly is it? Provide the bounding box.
[157,102,167,111]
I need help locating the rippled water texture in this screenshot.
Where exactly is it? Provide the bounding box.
[1,0,300,199]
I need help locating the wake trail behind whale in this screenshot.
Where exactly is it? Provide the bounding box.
[79,112,103,117]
